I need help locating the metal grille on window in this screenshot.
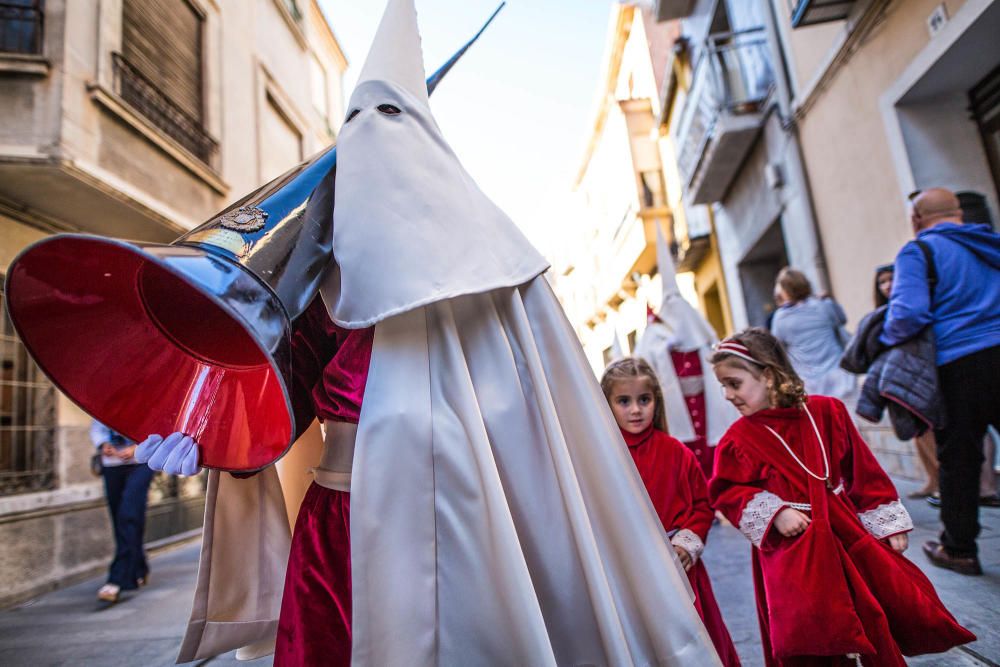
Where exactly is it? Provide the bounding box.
[0,280,56,496]
[116,0,217,164]
[0,0,44,55]
[970,65,1000,211]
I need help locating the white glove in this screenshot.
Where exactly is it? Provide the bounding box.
[134,432,201,476]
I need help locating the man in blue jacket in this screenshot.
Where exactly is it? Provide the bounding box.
[882,187,1000,576]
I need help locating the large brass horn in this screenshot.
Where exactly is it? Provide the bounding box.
[4,5,505,472]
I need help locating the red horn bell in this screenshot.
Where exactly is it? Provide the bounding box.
[6,236,301,472]
[4,7,505,472]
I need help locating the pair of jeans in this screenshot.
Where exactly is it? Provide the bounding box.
[935,344,1000,557]
[102,463,155,588]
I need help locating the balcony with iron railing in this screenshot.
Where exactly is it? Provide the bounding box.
[674,28,774,204]
[112,52,218,166]
[789,0,856,28]
[591,201,671,315]
[653,0,696,22]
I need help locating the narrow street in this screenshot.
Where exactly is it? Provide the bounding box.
[0,474,996,667]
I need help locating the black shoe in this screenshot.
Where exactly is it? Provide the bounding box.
[926,493,941,508]
[980,494,1000,508]
[922,541,983,576]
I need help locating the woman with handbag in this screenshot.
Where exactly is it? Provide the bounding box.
[708,329,973,666]
[90,419,154,603]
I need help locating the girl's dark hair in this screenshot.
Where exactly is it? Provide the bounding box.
[600,357,668,432]
[874,263,894,308]
[709,327,806,408]
[775,267,813,304]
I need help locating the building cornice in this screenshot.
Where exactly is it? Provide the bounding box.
[574,3,636,187]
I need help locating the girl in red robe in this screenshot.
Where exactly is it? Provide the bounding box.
[708,328,974,666]
[602,357,741,667]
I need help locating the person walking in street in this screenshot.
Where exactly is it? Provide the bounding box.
[709,328,974,666]
[881,187,1000,576]
[874,264,894,309]
[770,268,858,407]
[874,264,940,499]
[90,419,154,603]
[602,357,742,667]
[841,263,946,475]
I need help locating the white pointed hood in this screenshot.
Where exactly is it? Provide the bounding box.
[320,0,549,328]
[653,224,717,351]
[610,330,626,361]
[634,224,738,444]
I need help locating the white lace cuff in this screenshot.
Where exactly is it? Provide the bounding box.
[670,528,705,563]
[858,500,913,539]
[739,491,785,547]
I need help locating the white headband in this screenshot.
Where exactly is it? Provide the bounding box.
[714,340,763,367]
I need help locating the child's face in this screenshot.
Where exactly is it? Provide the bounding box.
[713,360,772,416]
[609,377,656,435]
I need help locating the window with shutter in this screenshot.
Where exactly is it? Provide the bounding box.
[0,0,44,55]
[261,93,303,184]
[0,280,56,497]
[116,0,216,163]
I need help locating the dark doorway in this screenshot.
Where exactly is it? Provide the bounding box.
[970,64,1000,218]
[738,220,789,328]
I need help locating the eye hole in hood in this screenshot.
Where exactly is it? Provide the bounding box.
[377,104,402,116]
[345,108,361,123]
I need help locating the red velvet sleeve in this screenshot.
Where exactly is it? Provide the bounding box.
[709,432,786,547]
[678,449,715,543]
[289,297,341,431]
[289,297,373,426]
[831,399,912,538]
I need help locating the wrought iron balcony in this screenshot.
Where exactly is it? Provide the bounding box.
[674,28,774,204]
[789,0,856,28]
[674,203,712,272]
[112,52,218,165]
[653,0,697,21]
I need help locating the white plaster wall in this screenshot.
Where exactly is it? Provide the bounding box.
[897,92,999,220]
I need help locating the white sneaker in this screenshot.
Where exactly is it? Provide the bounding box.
[97,583,120,602]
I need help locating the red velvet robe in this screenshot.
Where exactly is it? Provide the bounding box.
[708,396,974,667]
[276,296,373,666]
[670,349,714,477]
[624,425,742,667]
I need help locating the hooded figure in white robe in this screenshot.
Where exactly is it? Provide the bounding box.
[634,225,738,475]
[176,1,721,665]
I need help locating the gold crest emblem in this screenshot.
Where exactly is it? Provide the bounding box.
[217,205,268,233]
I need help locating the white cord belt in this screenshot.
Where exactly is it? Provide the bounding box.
[312,421,357,492]
[784,482,845,511]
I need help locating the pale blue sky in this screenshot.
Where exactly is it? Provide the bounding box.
[318,0,618,247]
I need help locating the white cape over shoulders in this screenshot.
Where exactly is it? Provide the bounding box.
[178,277,720,666]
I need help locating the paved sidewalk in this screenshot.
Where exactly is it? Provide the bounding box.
[0,474,995,666]
[0,541,272,667]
